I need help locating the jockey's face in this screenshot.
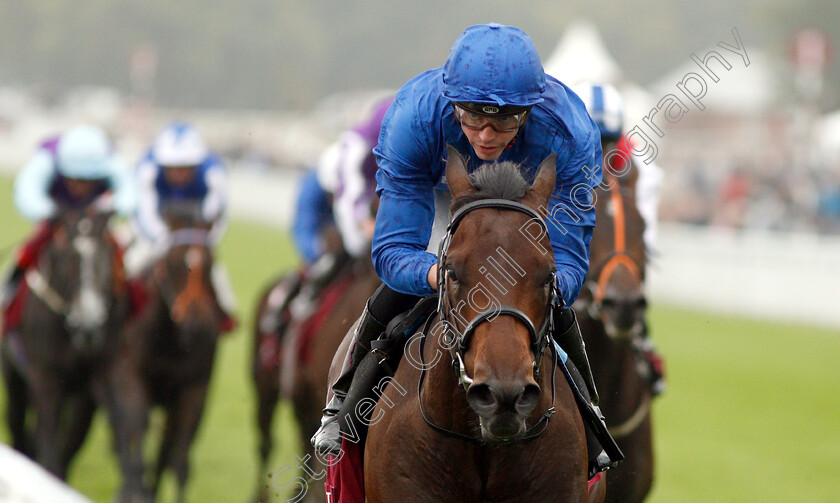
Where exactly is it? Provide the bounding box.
[454,105,526,161]
[460,121,520,161]
[163,166,198,187]
[64,178,99,200]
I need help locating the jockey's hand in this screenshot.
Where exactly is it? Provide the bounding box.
[92,193,115,213]
[427,263,438,291]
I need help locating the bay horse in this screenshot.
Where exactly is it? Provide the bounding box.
[119,202,225,503]
[0,210,147,501]
[574,167,654,503]
[363,147,602,503]
[250,225,380,503]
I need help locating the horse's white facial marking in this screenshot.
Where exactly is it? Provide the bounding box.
[67,236,107,332]
[78,217,93,236]
[606,199,616,217]
[186,247,204,269]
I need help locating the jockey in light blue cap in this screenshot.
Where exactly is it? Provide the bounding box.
[312,23,622,478]
[2,125,136,333]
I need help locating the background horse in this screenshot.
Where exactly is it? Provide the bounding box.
[0,210,144,500]
[250,223,380,503]
[574,169,655,503]
[364,149,600,503]
[120,203,225,503]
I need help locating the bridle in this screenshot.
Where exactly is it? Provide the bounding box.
[25,216,119,347]
[583,183,645,321]
[153,228,213,318]
[417,198,561,442]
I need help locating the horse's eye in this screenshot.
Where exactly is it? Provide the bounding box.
[544,273,556,287]
[446,267,458,283]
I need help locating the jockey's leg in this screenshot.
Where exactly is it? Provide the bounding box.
[311,283,418,456]
[1,222,53,313]
[636,318,666,396]
[554,307,623,477]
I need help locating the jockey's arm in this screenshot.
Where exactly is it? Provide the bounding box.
[547,131,602,306]
[103,157,138,217]
[135,160,169,244]
[292,170,332,264]
[371,109,439,297]
[201,161,228,245]
[14,151,58,222]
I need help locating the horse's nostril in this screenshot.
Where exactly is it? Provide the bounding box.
[467,383,497,415]
[516,383,541,415]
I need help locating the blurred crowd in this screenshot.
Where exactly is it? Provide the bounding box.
[659,158,840,234]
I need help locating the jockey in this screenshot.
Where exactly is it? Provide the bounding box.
[265,98,395,338]
[572,82,666,395]
[291,169,335,266]
[129,121,237,332]
[312,23,621,476]
[1,125,136,332]
[316,95,394,260]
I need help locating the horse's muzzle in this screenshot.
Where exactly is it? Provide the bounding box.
[467,380,541,441]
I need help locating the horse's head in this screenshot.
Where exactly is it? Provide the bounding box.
[439,145,558,443]
[152,217,221,349]
[581,179,647,341]
[37,210,124,354]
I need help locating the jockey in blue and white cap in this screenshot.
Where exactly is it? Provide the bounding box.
[129,121,237,331]
[2,125,136,330]
[312,23,621,476]
[573,81,666,395]
[133,122,228,250]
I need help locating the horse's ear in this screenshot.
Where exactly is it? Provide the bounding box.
[445,144,476,199]
[526,153,557,207]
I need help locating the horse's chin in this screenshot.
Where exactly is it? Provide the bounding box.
[478,414,527,444]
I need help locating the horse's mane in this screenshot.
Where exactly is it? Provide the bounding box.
[450,161,530,212]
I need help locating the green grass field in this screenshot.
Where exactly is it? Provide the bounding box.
[1,175,839,502]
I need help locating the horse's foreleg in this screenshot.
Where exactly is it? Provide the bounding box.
[96,356,152,503]
[253,365,280,502]
[58,390,96,471]
[168,381,211,503]
[1,351,33,457]
[28,369,64,477]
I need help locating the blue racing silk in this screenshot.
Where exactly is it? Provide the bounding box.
[292,169,335,264]
[134,149,227,244]
[372,68,602,304]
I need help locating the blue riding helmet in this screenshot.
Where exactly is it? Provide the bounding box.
[443,23,546,108]
[572,82,624,140]
[56,125,114,180]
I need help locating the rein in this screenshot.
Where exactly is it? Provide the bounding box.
[584,184,644,317]
[25,269,68,315]
[416,198,561,442]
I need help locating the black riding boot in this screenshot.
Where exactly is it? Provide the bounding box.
[554,307,599,405]
[311,302,386,456]
[0,264,25,310]
[554,307,623,477]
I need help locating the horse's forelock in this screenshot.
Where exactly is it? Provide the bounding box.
[451,162,530,212]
